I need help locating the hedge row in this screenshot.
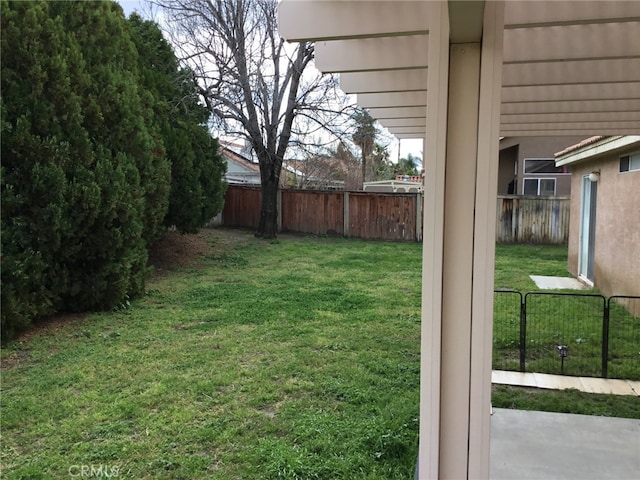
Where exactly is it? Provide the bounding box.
[1,1,227,338]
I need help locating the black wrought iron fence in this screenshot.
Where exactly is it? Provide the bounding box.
[493,291,640,380]
[492,290,523,372]
[607,296,640,379]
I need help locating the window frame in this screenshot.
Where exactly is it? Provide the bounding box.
[619,151,640,173]
[523,158,569,175]
[522,177,557,196]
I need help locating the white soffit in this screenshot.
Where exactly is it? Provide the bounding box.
[378,118,427,128]
[340,69,428,94]
[367,106,426,119]
[314,35,429,73]
[278,0,640,138]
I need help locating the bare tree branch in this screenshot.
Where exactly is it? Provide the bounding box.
[152,0,355,237]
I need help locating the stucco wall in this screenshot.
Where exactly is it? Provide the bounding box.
[568,154,640,297]
[499,136,583,196]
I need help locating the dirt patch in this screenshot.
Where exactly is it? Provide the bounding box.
[2,312,85,367]
[148,227,254,275]
[148,229,212,273]
[1,347,33,370]
[15,313,86,343]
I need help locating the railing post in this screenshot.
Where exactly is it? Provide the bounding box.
[520,293,526,372]
[602,297,610,378]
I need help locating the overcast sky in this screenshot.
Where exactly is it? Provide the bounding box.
[117,0,144,17]
[114,0,423,163]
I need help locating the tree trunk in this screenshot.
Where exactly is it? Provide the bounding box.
[257,177,279,238]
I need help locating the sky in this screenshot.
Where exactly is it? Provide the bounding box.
[117,0,143,17]
[116,0,424,164]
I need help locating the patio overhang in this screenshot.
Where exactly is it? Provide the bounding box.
[278,1,640,479]
[280,0,640,138]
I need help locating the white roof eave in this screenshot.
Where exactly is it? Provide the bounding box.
[556,136,640,166]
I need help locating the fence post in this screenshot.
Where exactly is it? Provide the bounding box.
[416,192,423,242]
[511,198,517,242]
[343,191,350,238]
[277,188,282,232]
[520,293,526,372]
[602,298,610,378]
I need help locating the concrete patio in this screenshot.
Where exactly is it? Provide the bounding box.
[489,371,640,479]
[491,408,640,479]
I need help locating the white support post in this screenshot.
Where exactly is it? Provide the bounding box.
[439,40,482,480]
[419,2,504,479]
[469,3,504,477]
[419,2,449,478]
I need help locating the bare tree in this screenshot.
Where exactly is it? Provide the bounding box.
[153,0,352,238]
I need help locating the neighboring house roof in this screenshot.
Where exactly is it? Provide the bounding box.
[220,145,261,185]
[555,136,640,166]
[221,143,314,187]
[284,156,357,190]
[554,136,606,157]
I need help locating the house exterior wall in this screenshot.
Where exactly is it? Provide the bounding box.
[567,152,640,297]
[498,136,583,195]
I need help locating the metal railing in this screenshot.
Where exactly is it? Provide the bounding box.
[493,291,640,380]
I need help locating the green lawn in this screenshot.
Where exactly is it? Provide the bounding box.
[493,244,640,380]
[1,230,638,479]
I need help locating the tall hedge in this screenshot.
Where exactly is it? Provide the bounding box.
[1,1,226,339]
[128,14,227,233]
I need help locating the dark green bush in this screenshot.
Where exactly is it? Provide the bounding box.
[1,1,226,339]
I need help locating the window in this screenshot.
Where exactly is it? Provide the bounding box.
[524,158,567,174]
[620,152,640,172]
[523,178,556,196]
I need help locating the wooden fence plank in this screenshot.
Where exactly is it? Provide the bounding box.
[281,190,344,236]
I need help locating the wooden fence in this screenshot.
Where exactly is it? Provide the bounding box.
[221,185,422,241]
[220,186,569,244]
[496,195,570,244]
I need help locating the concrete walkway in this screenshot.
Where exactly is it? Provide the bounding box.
[530,275,589,290]
[492,370,640,396]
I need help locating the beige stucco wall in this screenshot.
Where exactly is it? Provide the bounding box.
[567,152,640,297]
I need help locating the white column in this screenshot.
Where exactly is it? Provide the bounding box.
[419,2,504,479]
[419,2,449,478]
[470,3,504,476]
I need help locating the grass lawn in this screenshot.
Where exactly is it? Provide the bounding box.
[2,230,638,479]
[493,244,640,380]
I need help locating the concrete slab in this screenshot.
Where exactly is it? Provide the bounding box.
[579,377,637,396]
[490,408,640,480]
[532,372,584,391]
[493,370,640,396]
[628,380,640,396]
[492,370,538,388]
[530,275,589,290]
